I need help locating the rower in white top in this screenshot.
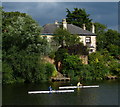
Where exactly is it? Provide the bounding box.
[77,82,83,86]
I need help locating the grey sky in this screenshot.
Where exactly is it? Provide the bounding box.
[2,2,118,30]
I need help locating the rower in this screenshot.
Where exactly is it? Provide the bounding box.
[49,86,52,91]
[77,82,82,86]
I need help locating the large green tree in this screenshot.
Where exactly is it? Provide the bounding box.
[105,29,120,46]
[2,10,53,83]
[66,8,92,30]
[97,29,120,59]
[2,11,48,55]
[105,29,120,58]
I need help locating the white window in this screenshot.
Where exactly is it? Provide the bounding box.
[86,37,91,43]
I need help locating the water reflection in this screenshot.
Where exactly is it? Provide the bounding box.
[76,88,81,95]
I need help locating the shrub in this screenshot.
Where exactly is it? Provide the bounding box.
[2,61,15,84]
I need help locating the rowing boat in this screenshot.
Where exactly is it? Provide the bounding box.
[59,85,99,89]
[28,90,74,94]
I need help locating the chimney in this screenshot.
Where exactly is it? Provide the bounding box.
[83,24,86,30]
[62,19,67,29]
[55,20,59,27]
[55,20,58,24]
[92,23,95,33]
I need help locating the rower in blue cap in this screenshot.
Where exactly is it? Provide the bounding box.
[49,86,52,91]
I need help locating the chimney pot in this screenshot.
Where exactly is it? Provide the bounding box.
[83,24,86,30]
[55,20,58,24]
[92,23,95,33]
[62,19,67,29]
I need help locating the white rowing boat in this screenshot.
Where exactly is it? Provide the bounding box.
[28,90,74,94]
[59,85,99,89]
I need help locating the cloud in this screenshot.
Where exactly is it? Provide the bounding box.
[2,2,118,30]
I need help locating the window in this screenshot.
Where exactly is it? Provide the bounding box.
[90,49,93,52]
[86,37,91,43]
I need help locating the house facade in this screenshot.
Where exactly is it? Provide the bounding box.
[41,19,97,54]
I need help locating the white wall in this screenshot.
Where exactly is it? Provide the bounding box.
[41,34,96,53]
[79,35,96,52]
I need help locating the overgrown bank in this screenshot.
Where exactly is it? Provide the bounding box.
[2,8,120,84]
[2,10,57,84]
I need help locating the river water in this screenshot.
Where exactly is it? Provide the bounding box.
[2,79,119,106]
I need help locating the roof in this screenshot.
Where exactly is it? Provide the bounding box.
[41,23,97,36]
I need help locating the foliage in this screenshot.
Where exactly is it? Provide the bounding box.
[54,43,88,65]
[50,65,58,77]
[105,29,119,46]
[107,59,120,76]
[61,53,83,79]
[45,63,56,78]
[56,8,120,80]
[48,51,55,59]
[55,49,119,80]
[95,22,107,51]
[66,8,92,30]
[53,28,80,47]
[65,43,89,55]
[79,64,93,80]
[96,26,120,59]
[88,52,105,64]
[53,27,88,71]
[2,11,49,55]
[95,22,107,34]
[0,7,2,31]
[54,48,68,63]
[2,61,15,84]
[2,8,120,84]
[107,44,119,57]
[3,49,55,83]
[90,62,109,80]
[105,30,120,59]
[88,51,119,78]
[95,23,120,77]
[2,10,52,84]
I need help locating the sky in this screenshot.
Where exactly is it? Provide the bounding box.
[2,2,118,31]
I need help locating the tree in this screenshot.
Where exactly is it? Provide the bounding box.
[66,8,92,30]
[95,22,107,34]
[107,59,120,76]
[2,61,15,84]
[2,11,49,55]
[88,52,110,79]
[95,23,120,58]
[0,7,2,30]
[2,10,52,83]
[61,53,83,80]
[65,43,88,55]
[105,29,120,46]
[107,44,120,58]
[103,29,120,58]
[53,28,88,71]
[53,28,80,47]
[94,22,107,51]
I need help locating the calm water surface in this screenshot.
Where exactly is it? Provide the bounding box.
[2,79,119,105]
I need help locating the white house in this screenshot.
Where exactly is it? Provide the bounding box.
[41,19,96,54]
